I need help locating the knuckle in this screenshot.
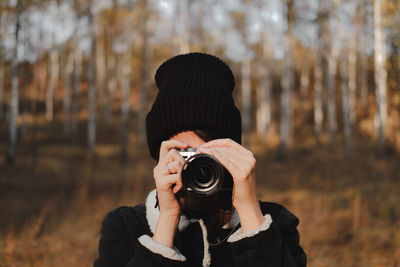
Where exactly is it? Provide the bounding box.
[160,140,167,147]
[250,158,256,168]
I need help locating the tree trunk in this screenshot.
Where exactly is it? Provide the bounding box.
[256,40,272,137]
[105,54,116,127]
[278,0,295,159]
[96,31,106,128]
[326,42,339,144]
[241,55,251,147]
[314,51,324,144]
[0,64,4,120]
[63,51,74,135]
[71,47,82,145]
[137,0,150,148]
[359,0,369,110]
[373,0,387,155]
[87,7,96,152]
[45,41,59,121]
[340,52,352,159]
[299,58,310,118]
[121,53,131,161]
[7,0,21,162]
[178,0,190,54]
[20,67,29,143]
[348,34,357,126]
[45,0,59,122]
[0,6,8,121]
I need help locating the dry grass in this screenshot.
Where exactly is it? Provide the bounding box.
[0,123,399,267]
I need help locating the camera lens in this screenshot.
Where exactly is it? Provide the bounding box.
[193,164,214,186]
[182,154,225,196]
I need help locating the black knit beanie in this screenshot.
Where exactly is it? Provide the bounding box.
[146,52,242,160]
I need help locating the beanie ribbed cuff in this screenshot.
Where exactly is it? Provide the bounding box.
[146,90,241,160]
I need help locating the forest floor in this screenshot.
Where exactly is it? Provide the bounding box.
[0,120,399,267]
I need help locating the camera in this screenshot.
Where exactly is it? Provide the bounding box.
[178,148,233,196]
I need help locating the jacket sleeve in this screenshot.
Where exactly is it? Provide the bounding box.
[227,209,307,267]
[93,208,187,267]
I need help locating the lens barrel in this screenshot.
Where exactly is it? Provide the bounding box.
[181,153,225,196]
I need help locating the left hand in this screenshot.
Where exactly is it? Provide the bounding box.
[196,138,265,231]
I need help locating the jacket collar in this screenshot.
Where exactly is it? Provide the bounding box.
[145,189,240,233]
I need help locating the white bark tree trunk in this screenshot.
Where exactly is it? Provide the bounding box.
[299,58,310,117]
[314,51,323,143]
[71,47,82,145]
[179,0,190,54]
[256,41,272,137]
[137,0,150,147]
[340,52,352,158]
[45,0,59,121]
[87,6,96,152]
[241,55,252,147]
[0,8,7,121]
[279,0,295,158]
[105,54,116,127]
[348,34,357,126]
[373,0,387,154]
[121,53,131,160]
[63,51,74,135]
[327,42,340,144]
[0,64,4,120]
[45,40,59,121]
[7,0,21,162]
[96,32,106,127]
[359,0,369,110]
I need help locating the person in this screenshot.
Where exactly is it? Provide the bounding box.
[93,52,307,267]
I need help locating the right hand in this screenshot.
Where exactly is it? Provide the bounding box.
[153,140,188,218]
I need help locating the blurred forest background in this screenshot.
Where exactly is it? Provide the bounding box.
[0,0,399,266]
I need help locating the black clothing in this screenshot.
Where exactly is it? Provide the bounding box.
[94,191,306,267]
[146,52,242,160]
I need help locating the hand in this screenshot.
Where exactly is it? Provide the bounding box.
[152,140,188,247]
[196,138,265,231]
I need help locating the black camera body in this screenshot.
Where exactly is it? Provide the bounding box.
[179,148,233,196]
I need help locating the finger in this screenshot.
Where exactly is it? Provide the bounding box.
[214,147,256,171]
[159,140,188,160]
[197,147,241,178]
[200,138,252,156]
[158,173,183,194]
[156,173,180,190]
[198,146,252,164]
[162,160,184,176]
[159,148,186,167]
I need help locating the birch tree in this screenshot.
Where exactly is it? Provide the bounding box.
[348,24,357,127]
[299,54,310,118]
[326,32,340,145]
[241,54,251,147]
[87,1,96,152]
[120,2,134,161]
[71,43,82,145]
[373,0,388,154]
[256,35,272,137]
[137,0,151,148]
[340,51,352,158]
[7,0,21,162]
[45,0,60,121]
[63,49,74,135]
[278,0,295,158]
[359,0,369,110]
[256,0,272,137]
[0,6,8,121]
[314,3,329,144]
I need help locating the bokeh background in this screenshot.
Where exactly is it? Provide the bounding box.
[0,0,399,266]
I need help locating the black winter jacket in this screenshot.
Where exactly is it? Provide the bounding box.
[94,190,307,267]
